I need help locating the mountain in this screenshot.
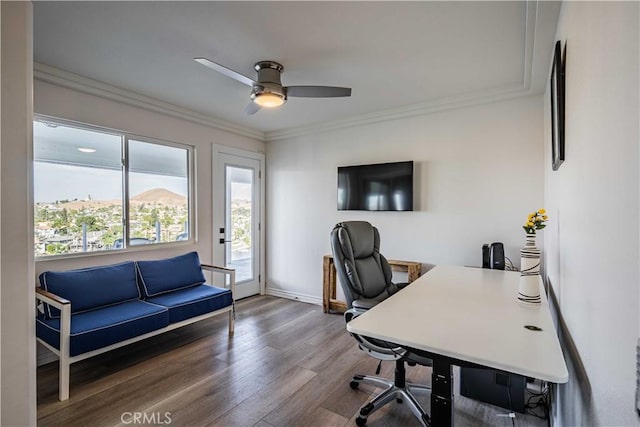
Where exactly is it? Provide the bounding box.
[35,188,187,209]
[130,188,187,205]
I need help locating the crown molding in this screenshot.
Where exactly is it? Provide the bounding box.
[35,2,542,144]
[33,62,266,141]
[265,0,539,142]
[265,85,533,141]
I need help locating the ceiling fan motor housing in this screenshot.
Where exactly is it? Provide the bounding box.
[251,61,287,101]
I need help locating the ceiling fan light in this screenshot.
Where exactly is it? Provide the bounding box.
[254,92,285,108]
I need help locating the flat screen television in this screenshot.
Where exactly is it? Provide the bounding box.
[337,161,413,211]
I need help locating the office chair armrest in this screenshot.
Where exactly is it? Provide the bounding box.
[352,299,379,310]
[344,308,406,360]
[344,307,367,322]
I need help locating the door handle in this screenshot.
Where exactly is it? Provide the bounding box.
[219,238,231,244]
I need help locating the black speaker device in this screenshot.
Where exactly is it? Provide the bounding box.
[490,242,505,270]
[481,242,505,270]
[482,244,491,268]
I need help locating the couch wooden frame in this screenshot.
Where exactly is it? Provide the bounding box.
[35,264,235,401]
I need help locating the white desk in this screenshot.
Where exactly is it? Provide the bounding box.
[347,265,568,426]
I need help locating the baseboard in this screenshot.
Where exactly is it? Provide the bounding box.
[265,287,322,306]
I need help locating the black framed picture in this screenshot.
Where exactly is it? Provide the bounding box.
[550,40,565,171]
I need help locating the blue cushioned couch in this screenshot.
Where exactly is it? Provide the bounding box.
[35,251,235,401]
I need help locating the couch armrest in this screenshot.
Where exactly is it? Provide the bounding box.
[201,264,236,332]
[201,264,234,274]
[35,287,70,309]
[201,264,236,296]
[35,286,71,400]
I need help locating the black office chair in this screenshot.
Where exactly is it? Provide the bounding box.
[330,221,431,426]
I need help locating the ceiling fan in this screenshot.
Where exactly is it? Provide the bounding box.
[194,58,352,115]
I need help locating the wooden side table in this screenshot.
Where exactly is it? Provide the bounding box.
[322,255,422,313]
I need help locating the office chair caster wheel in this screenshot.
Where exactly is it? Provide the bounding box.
[350,381,360,390]
[356,416,367,426]
[360,403,374,416]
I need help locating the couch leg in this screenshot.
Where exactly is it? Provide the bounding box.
[228,310,234,335]
[59,355,70,401]
[60,303,71,401]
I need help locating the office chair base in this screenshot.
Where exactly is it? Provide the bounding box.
[350,369,431,426]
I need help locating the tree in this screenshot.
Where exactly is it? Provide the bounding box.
[52,208,70,235]
[145,208,159,228]
[35,205,50,222]
[46,243,69,255]
[101,225,123,247]
[74,214,101,232]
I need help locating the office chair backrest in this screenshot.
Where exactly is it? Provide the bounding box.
[330,221,394,308]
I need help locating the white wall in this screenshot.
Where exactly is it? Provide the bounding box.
[34,80,264,275]
[266,96,544,302]
[1,2,36,425]
[543,2,639,426]
[1,3,3,421]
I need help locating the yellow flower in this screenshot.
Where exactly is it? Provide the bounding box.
[523,209,548,234]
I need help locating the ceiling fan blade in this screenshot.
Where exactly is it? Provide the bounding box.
[244,102,262,115]
[286,86,352,98]
[194,57,255,87]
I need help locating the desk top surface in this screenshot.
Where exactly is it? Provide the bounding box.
[346,265,568,383]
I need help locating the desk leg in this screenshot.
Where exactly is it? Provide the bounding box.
[431,358,453,426]
[322,256,332,313]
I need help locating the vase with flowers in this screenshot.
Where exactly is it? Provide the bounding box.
[518,209,548,304]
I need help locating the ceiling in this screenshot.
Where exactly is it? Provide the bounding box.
[33,1,560,138]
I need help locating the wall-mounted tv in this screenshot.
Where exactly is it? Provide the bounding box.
[337,161,413,211]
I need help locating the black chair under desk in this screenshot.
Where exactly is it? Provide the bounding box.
[330,221,432,426]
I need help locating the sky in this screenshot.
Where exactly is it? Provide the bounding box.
[34,162,187,203]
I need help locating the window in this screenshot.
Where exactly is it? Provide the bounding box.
[128,139,190,244]
[33,119,193,258]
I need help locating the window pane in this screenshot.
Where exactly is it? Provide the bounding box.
[128,139,189,244]
[226,166,253,282]
[33,121,123,257]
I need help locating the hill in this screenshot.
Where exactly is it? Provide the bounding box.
[35,188,187,209]
[131,188,187,205]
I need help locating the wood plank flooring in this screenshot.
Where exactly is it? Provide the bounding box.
[37,296,547,427]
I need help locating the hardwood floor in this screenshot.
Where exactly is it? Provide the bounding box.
[37,296,547,427]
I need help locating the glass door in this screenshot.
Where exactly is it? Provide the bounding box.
[213,150,261,299]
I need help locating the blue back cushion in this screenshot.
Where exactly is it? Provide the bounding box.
[136,252,206,297]
[39,261,139,318]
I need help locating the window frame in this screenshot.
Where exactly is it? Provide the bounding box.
[33,115,196,260]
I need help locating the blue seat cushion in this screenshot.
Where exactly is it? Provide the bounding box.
[145,284,232,324]
[36,300,169,357]
[136,252,206,297]
[39,261,140,319]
